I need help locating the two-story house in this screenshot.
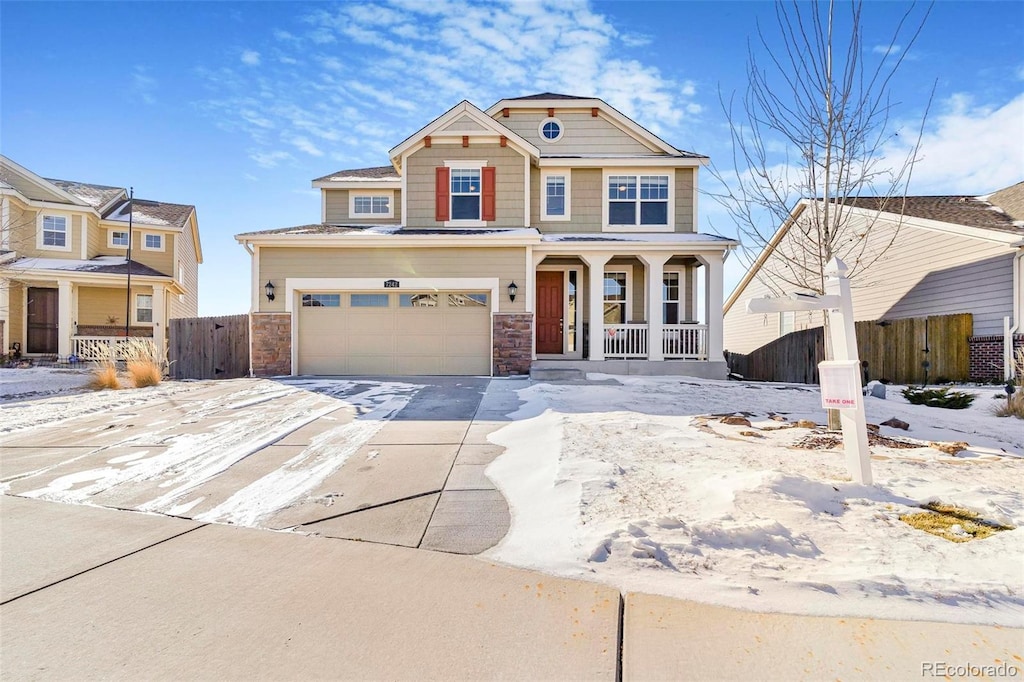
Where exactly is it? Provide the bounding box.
[0,155,202,361]
[235,94,737,377]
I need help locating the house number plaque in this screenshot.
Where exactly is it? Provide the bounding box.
[384,279,400,288]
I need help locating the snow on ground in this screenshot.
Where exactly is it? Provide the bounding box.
[484,375,1024,627]
[1,374,420,528]
[1,367,93,404]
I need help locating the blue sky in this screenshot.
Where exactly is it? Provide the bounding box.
[3,1,1022,316]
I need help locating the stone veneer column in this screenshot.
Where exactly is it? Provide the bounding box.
[251,312,292,377]
[492,313,533,376]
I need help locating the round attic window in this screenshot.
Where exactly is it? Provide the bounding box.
[539,117,564,143]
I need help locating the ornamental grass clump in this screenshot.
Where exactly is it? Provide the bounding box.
[122,338,166,388]
[992,349,1024,420]
[79,342,122,391]
[901,386,975,410]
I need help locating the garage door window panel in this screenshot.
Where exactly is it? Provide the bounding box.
[351,294,390,307]
[400,293,438,307]
[302,293,341,307]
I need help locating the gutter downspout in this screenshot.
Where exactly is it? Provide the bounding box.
[1006,244,1024,380]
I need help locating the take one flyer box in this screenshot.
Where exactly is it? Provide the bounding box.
[819,360,861,410]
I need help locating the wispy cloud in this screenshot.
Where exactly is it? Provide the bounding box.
[250,150,293,168]
[131,65,157,105]
[240,50,261,66]
[196,0,702,171]
[871,44,901,56]
[884,92,1024,193]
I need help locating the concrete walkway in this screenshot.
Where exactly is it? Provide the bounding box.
[2,495,1020,681]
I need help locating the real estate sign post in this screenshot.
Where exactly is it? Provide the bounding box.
[746,257,873,485]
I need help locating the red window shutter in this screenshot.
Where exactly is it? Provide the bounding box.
[435,166,450,222]
[481,166,496,222]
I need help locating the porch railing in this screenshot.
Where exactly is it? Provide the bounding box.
[603,323,708,360]
[72,336,130,360]
[604,324,649,358]
[663,324,707,360]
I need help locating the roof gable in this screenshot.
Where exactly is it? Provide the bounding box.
[0,155,90,206]
[388,100,539,165]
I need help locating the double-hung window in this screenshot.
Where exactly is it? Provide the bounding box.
[450,168,481,220]
[42,215,67,248]
[603,272,627,324]
[541,172,570,221]
[606,173,670,228]
[111,231,129,247]
[143,234,162,250]
[136,294,153,323]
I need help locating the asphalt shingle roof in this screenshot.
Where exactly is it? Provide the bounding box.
[841,194,1024,234]
[45,178,125,208]
[507,92,589,100]
[102,198,195,228]
[313,166,400,182]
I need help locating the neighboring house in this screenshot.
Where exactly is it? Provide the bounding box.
[723,183,1024,380]
[0,155,202,361]
[236,93,737,378]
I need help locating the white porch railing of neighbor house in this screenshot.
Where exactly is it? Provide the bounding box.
[662,324,707,360]
[603,323,708,360]
[72,336,130,360]
[604,324,649,358]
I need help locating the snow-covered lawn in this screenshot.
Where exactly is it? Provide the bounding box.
[484,375,1023,627]
[1,367,92,404]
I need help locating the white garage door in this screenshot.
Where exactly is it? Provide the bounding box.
[297,291,491,375]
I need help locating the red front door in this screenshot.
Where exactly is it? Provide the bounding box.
[536,271,564,354]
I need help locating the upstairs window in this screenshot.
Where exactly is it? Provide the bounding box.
[351,193,393,218]
[143,233,163,250]
[42,215,67,248]
[111,231,129,247]
[436,164,495,223]
[542,173,572,221]
[539,117,564,143]
[607,174,670,227]
[451,168,481,220]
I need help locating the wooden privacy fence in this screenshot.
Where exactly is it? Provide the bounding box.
[727,313,972,385]
[169,314,249,380]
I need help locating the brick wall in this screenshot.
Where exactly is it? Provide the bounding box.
[251,313,291,377]
[969,334,1024,381]
[493,313,533,376]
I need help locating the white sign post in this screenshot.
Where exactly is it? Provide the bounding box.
[746,258,873,485]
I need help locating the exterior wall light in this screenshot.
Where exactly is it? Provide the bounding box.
[265,280,276,301]
[507,281,518,303]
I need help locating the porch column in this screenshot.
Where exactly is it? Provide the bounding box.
[152,284,167,360]
[639,253,671,361]
[57,280,73,358]
[580,253,611,362]
[530,251,546,360]
[702,251,725,363]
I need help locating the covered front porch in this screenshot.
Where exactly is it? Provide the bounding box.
[526,235,733,377]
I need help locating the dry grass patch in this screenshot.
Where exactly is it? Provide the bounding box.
[122,338,166,388]
[127,360,162,387]
[87,363,122,391]
[900,502,1014,543]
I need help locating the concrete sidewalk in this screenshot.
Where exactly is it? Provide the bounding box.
[3,495,1020,681]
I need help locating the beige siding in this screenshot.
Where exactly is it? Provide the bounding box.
[8,203,86,260]
[530,168,602,233]
[323,189,402,225]
[723,218,1020,353]
[86,215,104,258]
[8,280,24,348]
[405,144,525,228]
[498,111,656,155]
[259,246,528,314]
[439,115,487,133]
[674,168,694,233]
[170,215,200,319]
[78,286,130,326]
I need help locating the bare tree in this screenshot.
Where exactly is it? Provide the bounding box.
[709,0,934,297]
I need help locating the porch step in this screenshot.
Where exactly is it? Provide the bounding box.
[529,366,586,382]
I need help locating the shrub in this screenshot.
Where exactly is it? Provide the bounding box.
[121,338,166,388]
[901,386,976,409]
[87,363,121,390]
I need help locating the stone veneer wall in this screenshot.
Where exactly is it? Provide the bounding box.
[251,313,292,377]
[76,325,154,337]
[969,334,1024,381]
[493,313,533,376]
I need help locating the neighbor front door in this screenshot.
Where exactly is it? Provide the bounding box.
[536,271,564,354]
[27,287,59,354]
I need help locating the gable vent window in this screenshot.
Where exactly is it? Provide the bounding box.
[539,117,564,143]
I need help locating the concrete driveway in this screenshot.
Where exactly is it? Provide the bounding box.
[0,375,523,554]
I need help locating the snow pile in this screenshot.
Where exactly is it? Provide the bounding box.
[484,376,1023,626]
[1,367,92,403]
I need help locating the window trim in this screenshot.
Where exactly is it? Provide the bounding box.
[538,117,564,143]
[540,170,571,222]
[443,160,487,227]
[141,233,164,251]
[601,169,674,232]
[602,267,633,325]
[37,212,71,252]
[134,293,154,325]
[109,229,130,248]
[662,270,683,325]
[348,190,395,219]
